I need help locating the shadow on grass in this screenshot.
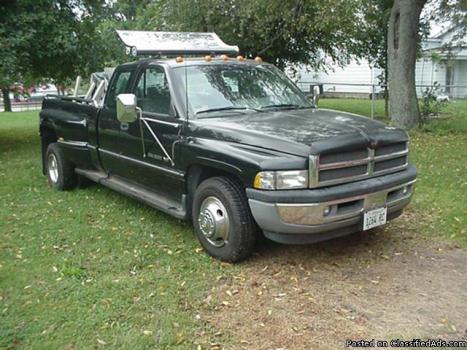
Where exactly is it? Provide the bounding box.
[71,178,406,270]
[250,215,419,266]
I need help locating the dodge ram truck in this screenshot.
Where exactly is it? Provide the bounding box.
[39,32,416,262]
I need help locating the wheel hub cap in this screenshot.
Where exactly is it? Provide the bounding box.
[198,196,230,247]
[48,153,59,183]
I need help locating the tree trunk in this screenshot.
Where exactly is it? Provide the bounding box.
[387,0,426,129]
[384,65,389,119]
[384,86,389,118]
[383,17,389,120]
[2,87,12,112]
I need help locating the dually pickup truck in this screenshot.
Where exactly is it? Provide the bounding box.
[39,31,416,262]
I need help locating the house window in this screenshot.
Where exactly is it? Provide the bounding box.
[445,65,453,95]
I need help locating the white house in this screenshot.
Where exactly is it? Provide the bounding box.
[296,25,467,99]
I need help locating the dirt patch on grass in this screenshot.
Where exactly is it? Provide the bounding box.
[201,210,467,349]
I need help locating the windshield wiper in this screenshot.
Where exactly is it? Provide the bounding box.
[195,106,260,115]
[260,104,308,110]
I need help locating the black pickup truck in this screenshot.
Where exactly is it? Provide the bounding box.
[39,56,417,262]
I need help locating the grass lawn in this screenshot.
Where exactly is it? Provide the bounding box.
[320,97,388,121]
[320,98,467,132]
[0,112,230,348]
[1,101,466,349]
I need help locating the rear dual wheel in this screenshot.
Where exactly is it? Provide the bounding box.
[45,143,77,190]
[192,177,258,262]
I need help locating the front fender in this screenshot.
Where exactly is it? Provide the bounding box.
[178,137,308,187]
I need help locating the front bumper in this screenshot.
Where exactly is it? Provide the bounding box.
[247,165,417,244]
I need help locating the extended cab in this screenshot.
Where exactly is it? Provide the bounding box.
[39,33,416,262]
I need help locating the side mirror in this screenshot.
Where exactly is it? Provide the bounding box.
[116,93,138,123]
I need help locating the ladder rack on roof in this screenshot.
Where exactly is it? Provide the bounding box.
[116,30,239,57]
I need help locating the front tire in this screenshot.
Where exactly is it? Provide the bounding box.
[45,143,77,190]
[192,177,257,262]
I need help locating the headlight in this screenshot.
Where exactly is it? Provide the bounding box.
[253,170,308,190]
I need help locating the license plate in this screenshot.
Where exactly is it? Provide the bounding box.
[363,207,387,230]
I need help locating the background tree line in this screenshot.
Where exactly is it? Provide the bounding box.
[0,0,465,128]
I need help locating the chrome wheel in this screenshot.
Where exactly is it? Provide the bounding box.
[48,153,59,183]
[198,196,230,247]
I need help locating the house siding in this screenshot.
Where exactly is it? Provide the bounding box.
[415,58,445,95]
[296,26,466,99]
[297,58,466,99]
[296,59,381,96]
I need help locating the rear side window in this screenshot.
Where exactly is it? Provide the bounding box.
[106,70,133,108]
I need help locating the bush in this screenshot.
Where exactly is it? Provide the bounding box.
[419,82,448,126]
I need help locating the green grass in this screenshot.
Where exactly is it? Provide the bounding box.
[320,97,467,130]
[0,112,232,348]
[319,97,388,121]
[1,102,466,349]
[420,100,467,135]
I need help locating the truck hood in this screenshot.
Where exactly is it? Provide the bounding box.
[188,108,408,157]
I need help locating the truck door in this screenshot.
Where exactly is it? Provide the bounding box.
[98,66,136,176]
[106,64,185,202]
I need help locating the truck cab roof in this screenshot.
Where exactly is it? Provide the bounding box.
[118,56,270,69]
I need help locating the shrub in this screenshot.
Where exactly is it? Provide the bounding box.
[419,82,448,126]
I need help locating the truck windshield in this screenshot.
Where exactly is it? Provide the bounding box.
[173,64,313,116]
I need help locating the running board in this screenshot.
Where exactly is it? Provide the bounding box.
[75,168,187,220]
[75,168,108,182]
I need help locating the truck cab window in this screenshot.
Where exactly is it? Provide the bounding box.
[136,66,171,115]
[107,70,133,108]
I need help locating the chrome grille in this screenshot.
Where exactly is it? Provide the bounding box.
[309,141,409,188]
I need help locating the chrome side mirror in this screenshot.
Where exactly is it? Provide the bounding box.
[116,93,138,123]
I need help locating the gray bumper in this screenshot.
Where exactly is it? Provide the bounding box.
[247,166,416,244]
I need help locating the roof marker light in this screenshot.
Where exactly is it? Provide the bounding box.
[237,55,245,61]
[175,56,184,63]
[254,56,263,63]
[221,54,229,61]
[204,55,212,62]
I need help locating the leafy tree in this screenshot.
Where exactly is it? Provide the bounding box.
[0,0,111,111]
[426,0,467,57]
[358,0,392,117]
[3,0,463,128]
[0,0,34,111]
[138,0,374,70]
